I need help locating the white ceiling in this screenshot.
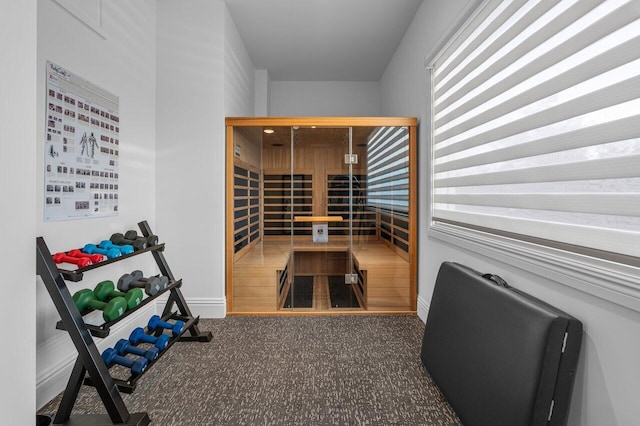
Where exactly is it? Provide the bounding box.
[225,0,424,81]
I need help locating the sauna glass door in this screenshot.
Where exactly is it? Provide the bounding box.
[285,126,359,310]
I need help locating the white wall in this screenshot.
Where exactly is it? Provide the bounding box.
[0,1,37,424]
[225,4,255,117]
[380,1,640,425]
[380,0,472,315]
[255,70,271,116]
[270,81,382,116]
[33,0,256,409]
[156,0,225,318]
[36,0,158,409]
[156,0,254,319]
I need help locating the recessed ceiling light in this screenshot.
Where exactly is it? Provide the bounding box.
[263,129,275,134]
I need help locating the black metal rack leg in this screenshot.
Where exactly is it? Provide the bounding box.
[37,237,150,425]
[138,221,212,342]
[53,358,86,424]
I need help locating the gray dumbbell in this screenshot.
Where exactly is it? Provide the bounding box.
[124,230,158,247]
[117,270,168,296]
[110,232,147,251]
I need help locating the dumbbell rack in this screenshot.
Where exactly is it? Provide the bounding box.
[36,220,212,425]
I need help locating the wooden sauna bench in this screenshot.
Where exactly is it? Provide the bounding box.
[231,240,411,313]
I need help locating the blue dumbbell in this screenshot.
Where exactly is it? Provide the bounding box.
[115,338,159,362]
[129,327,170,351]
[83,243,121,260]
[98,240,134,255]
[148,315,184,337]
[101,347,147,375]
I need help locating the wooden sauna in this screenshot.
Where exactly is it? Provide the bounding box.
[226,117,417,314]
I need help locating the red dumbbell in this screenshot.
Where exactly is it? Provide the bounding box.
[52,252,92,268]
[67,249,104,264]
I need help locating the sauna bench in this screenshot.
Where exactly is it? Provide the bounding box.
[231,241,411,313]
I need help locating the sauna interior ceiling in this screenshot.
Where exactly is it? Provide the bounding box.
[225,0,424,81]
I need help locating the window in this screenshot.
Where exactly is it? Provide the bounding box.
[429,0,640,267]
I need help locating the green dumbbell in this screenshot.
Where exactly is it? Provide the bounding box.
[93,280,143,311]
[72,288,127,322]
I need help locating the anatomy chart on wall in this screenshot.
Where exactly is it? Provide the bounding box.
[44,61,119,221]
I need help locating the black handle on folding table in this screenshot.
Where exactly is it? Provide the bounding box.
[482,273,510,288]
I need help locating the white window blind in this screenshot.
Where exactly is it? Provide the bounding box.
[367,127,410,213]
[430,0,640,265]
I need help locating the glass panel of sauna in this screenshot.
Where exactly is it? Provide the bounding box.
[260,126,302,311]
[228,127,272,312]
[358,126,411,311]
[286,126,359,311]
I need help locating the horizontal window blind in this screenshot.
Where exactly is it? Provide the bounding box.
[431,0,640,263]
[366,126,410,213]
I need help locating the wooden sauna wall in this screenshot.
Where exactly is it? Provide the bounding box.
[261,141,369,240]
[232,128,262,259]
[379,211,411,262]
[233,127,261,169]
[293,250,350,276]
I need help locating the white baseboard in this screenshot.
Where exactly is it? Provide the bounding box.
[154,296,227,319]
[417,294,430,323]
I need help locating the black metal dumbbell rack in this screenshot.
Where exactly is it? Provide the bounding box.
[36,220,212,425]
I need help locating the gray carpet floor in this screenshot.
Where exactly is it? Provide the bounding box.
[38,315,461,425]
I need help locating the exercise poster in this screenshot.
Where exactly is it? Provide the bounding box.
[44,61,119,221]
